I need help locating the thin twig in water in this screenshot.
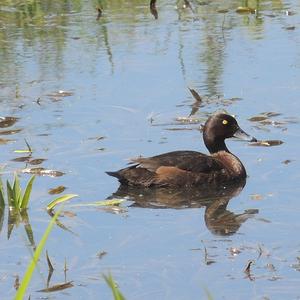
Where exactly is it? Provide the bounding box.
[46,250,54,272]
[150,0,158,19]
[14,275,20,290]
[244,260,255,281]
[96,7,102,20]
[202,241,215,265]
[64,258,68,282]
[46,251,54,287]
[257,244,263,259]
[24,139,32,153]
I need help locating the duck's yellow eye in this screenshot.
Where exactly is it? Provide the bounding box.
[222,120,228,125]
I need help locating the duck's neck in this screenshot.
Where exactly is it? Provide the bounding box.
[204,134,246,178]
[204,134,229,154]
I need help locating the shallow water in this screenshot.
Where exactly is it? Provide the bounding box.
[0,0,300,299]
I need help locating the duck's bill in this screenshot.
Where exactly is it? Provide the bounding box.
[234,128,257,142]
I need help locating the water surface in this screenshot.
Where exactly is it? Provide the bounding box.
[0,0,300,299]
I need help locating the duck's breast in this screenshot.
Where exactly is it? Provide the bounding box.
[212,151,246,178]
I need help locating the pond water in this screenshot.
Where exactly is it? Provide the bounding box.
[1,0,300,299]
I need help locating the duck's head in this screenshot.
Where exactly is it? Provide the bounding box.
[203,113,257,154]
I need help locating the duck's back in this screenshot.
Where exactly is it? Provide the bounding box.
[107,150,225,187]
[132,151,222,173]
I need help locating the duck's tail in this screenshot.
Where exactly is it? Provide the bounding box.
[106,171,121,179]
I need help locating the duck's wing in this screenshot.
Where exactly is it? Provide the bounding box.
[131,150,223,173]
[106,151,225,187]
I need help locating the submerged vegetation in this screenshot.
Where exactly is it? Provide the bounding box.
[15,208,62,300]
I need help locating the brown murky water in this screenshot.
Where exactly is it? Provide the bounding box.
[0,0,300,299]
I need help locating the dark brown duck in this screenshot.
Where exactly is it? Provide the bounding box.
[106,113,257,187]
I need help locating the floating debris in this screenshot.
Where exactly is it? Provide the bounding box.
[37,281,73,293]
[282,159,292,165]
[284,26,296,30]
[217,9,229,13]
[0,116,19,128]
[188,87,202,103]
[62,210,76,217]
[175,117,202,124]
[28,158,46,165]
[36,97,41,105]
[48,185,67,195]
[47,90,74,101]
[263,112,282,117]
[250,194,263,201]
[99,206,127,214]
[97,251,107,259]
[248,112,292,129]
[0,138,13,144]
[22,167,65,177]
[14,275,20,290]
[0,129,22,135]
[11,156,31,162]
[248,112,282,123]
[88,136,105,141]
[248,115,269,122]
[236,6,256,14]
[291,257,300,271]
[266,263,276,272]
[249,140,283,147]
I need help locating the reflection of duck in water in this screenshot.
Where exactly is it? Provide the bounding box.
[109,180,258,236]
[107,113,257,187]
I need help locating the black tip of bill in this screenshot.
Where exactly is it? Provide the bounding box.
[233,128,257,142]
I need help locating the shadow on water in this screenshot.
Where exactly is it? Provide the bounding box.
[109,179,258,236]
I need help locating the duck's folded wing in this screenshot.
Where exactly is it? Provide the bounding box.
[131,150,223,173]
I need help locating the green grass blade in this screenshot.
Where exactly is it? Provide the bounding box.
[103,273,126,300]
[12,175,21,208]
[0,178,5,208]
[47,194,78,211]
[15,208,61,300]
[69,199,124,207]
[7,180,13,207]
[20,176,35,209]
[203,287,214,300]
